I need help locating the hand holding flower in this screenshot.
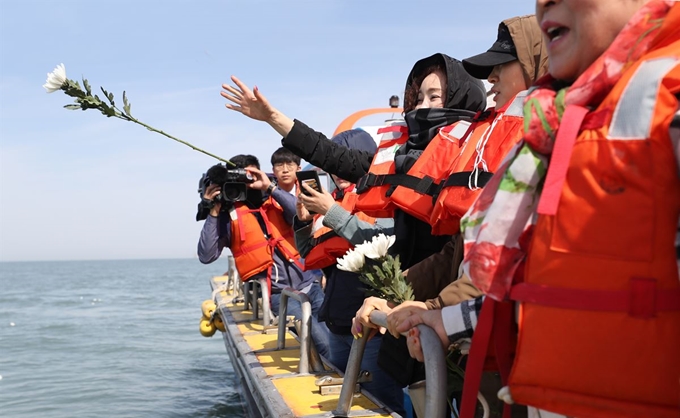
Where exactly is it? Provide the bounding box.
[351,296,392,340]
[336,233,414,305]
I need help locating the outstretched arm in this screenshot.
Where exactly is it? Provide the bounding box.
[284,120,373,183]
[222,76,374,182]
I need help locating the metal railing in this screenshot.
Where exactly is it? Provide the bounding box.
[276,287,323,374]
[241,278,275,328]
[332,310,447,418]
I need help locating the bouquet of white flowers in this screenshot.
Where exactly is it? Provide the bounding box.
[336,234,414,305]
[43,63,233,165]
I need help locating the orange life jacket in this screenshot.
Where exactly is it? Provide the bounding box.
[461,18,680,418]
[354,121,409,218]
[304,187,377,270]
[430,95,526,235]
[386,119,474,223]
[229,196,302,283]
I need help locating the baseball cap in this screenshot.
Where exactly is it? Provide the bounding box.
[462,23,518,80]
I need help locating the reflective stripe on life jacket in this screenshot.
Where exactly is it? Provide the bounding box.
[304,189,377,270]
[353,121,409,218]
[229,196,302,284]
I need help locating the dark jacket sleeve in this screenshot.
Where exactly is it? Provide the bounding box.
[405,234,484,309]
[282,120,374,183]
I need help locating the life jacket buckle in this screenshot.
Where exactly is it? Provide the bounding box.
[356,173,381,193]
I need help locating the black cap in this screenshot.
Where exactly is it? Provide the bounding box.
[462,23,518,80]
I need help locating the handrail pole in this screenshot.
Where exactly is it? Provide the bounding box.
[332,329,369,417]
[333,310,447,418]
[298,293,311,375]
[258,278,272,327]
[252,281,260,320]
[276,288,311,374]
[243,281,251,311]
[277,292,289,350]
[415,323,447,418]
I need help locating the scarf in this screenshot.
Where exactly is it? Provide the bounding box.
[461,0,672,300]
[398,107,477,173]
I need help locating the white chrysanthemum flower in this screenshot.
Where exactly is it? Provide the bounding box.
[362,234,396,260]
[43,63,67,93]
[336,249,365,272]
[352,240,373,257]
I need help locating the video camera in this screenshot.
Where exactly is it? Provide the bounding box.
[196,163,254,221]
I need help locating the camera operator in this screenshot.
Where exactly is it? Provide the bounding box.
[197,154,330,359]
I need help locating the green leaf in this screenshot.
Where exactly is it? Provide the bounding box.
[64,104,81,110]
[83,77,92,96]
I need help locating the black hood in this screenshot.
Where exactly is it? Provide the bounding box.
[404,53,486,112]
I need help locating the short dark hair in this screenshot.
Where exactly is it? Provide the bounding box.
[229,154,260,169]
[270,147,301,166]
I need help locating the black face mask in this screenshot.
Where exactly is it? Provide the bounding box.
[395,107,477,174]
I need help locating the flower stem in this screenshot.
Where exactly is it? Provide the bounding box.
[114,109,235,166]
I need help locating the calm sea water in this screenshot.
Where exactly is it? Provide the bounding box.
[0,258,248,418]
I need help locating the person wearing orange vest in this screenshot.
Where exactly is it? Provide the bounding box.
[293,129,405,415]
[395,1,680,417]
[197,154,330,359]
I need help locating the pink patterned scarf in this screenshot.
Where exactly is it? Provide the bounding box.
[461,0,673,300]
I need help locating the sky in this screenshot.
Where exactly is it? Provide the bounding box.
[0,0,535,262]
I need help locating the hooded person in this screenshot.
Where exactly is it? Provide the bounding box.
[293,129,405,415]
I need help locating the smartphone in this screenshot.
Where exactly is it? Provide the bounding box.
[296,170,323,196]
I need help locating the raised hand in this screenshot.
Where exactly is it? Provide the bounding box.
[220,75,295,137]
[221,76,276,122]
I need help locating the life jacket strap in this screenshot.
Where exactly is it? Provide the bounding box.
[439,171,495,189]
[356,172,441,196]
[511,279,680,319]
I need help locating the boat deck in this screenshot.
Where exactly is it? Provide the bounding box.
[210,275,395,418]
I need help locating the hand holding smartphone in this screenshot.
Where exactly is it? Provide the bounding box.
[296,170,323,196]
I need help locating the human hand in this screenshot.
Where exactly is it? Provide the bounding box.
[244,167,272,191]
[351,296,392,339]
[221,76,277,122]
[203,183,222,217]
[297,183,335,215]
[396,309,449,362]
[296,199,313,222]
[385,301,427,338]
